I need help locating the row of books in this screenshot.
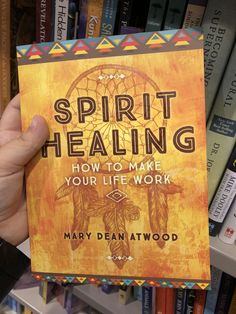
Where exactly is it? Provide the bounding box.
[97,268,236,314]
[2,295,33,314]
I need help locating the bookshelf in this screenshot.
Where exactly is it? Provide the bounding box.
[210,237,236,278]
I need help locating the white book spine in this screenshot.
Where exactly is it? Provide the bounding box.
[202,0,236,120]
[219,197,236,244]
[54,0,69,41]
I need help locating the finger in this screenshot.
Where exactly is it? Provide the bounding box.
[0,94,21,132]
[0,115,49,175]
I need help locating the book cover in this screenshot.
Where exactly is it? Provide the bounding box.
[163,0,188,30]
[201,0,236,120]
[36,0,53,42]
[182,0,208,29]
[209,143,236,236]
[17,29,210,288]
[219,196,236,244]
[116,0,133,34]
[145,0,169,32]
[85,0,104,38]
[0,0,11,116]
[206,42,236,205]
[100,0,119,36]
[215,272,236,314]
[204,266,222,314]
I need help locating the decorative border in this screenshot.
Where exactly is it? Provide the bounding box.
[17,28,203,65]
[33,273,210,290]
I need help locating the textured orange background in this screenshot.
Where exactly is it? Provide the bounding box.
[19,49,210,281]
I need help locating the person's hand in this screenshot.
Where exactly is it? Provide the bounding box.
[0,95,49,246]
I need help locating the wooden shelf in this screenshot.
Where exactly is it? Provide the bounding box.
[9,287,67,314]
[74,285,141,314]
[210,236,236,278]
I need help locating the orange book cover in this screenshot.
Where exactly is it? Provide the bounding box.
[17,29,210,288]
[85,0,104,38]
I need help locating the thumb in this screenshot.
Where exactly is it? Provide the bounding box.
[0,116,49,175]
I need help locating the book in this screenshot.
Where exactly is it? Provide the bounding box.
[204,266,222,314]
[156,287,176,313]
[219,196,236,244]
[100,0,119,36]
[78,0,88,38]
[116,0,133,34]
[0,0,11,116]
[193,290,206,314]
[182,0,208,28]
[228,286,236,314]
[145,0,169,32]
[186,290,195,314]
[54,0,69,41]
[17,29,210,288]
[175,289,187,314]
[215,272,236,314]
[67,0,80,40]
[163,0,188,30]
[85,0,104,38]
[36,0,53,42]
[142,287,153,314]
[206,42,236,205]
[201,0,236,120]
[208,143,236,236]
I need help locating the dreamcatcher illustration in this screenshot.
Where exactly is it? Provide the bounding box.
[56,64,182,269]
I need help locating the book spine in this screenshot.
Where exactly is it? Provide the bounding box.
[145,0,168,32]
[228,286,236,314]
[155,287,166,314]
[85,0,104,38]
[100,0,119,36]
[133,286,142,301]
[193,291,207,314]
[206,42,236,205]
[219,196,236,244]
[182,0,208,28]
[36,0,53,42]
[0,0,11,116]
[166,288,176,314]
[67,0,80,40]
[142,287,153,314]
[215,272,236,314]
[54,0,69,41]
[208,143,236,236]
[117,0,133,34]
[204,266,222,314]
[202,0,236,120]
[186,290,196,314]
[175,289,187,314]
[78,0,88,38]
[163,0,188,30]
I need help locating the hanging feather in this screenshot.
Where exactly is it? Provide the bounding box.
[103,204,130,269]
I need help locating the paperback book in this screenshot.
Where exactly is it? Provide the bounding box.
[17,29,210,288]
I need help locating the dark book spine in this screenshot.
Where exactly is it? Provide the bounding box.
[215,273,236,314]
[163,0,188,30]
[209,143,236,236]
[186,290,196,314]
[145,0,169,32]
[100,0,119,36]
[142,287,153,314]
[117,0,133,34]
[67,0,80,39]
[78,0,88,38]
[36,0,52,42]
[175,289,187,314]
[193,290,206,314]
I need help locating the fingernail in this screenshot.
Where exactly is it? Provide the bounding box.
[30,115,41,129]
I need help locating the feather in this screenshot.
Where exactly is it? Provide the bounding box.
[103,205,130,269]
